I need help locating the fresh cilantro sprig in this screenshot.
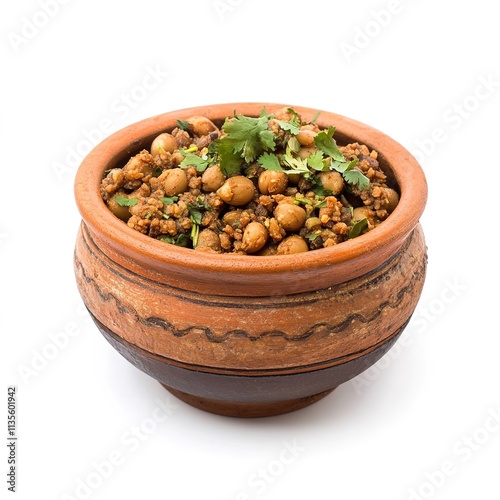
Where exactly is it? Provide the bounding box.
[314,127,370,190]
[216,114,275,175]
[176,119,190,131]
[314,126,345,162]
[159,233,190,247]
[328,158,370,191]
[210,109,370,191]
[115,195,138,207]
[257,152,282,171]
[348,218,368,239]
[160,196,179,205]
[186,198,212,247]
[180,153,213,172]
[274,119,300,135]
[306,151,327,171]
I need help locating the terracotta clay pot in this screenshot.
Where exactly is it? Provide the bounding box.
[74,103,428,418]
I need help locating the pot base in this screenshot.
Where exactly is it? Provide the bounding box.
[161,384,336,418]
[89,311,408,418]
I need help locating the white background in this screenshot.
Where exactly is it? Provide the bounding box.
[1,1,499,499]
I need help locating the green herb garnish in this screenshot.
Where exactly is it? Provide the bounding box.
[115,195,138,207]
[191,223,200,247]
[180,153,212,172]
[257,152,283,171]
[306,151,327,171]
[177,119,190,131]
[348,218,368,239]
[160,196,179,205]
[159,234,190,247]
[216,114,275,175]
[314,126,345,162]
[343,167,371,191]
[274,119,300,136]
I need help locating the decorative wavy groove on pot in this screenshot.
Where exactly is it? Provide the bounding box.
[74,221,426,373]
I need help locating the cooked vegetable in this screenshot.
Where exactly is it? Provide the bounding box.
[241,222,268,254]
[258,170,288,195]
[274,203,307,232]
[277,235,309,254]
[201,165,226,192]
[151,133,177,156]
[216,176,255,206]
[162,168,188,196]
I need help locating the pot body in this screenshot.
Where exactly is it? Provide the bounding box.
[74,221,426,417]
[73,102,428,417]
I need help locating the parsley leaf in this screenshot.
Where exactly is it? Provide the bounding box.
[160,196,179,205]
[216,114,275,173]
[274,119,300,136]
[307,151,326,171]
[215,140,242,176]
[282,151,310,177]
[159,234,190,247]
[180,153,212,172]
[314,126,345,162]
[343,169,371,191]
[177,119,190,131]
[348,218,368,239]
[257,152,284,171]
[310,110,321,124]
[187,204,203,225]
[328,158,371,191]
[115,195,138,207]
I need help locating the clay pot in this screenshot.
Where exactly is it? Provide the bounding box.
[74,103,427,417]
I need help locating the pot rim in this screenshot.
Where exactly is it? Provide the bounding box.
[74,102,427,294]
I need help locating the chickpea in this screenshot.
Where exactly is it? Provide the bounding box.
[241,222,268,253]
[382,187,399,213]
[217,176,255,206]
[187,116,218,136]
[106,192,132,222]
[163,168,188,196]
[274,203,307,232]
[273,107,296,121]
[196,229,221,252]
[255,244,278,256]
[258,170,288,195]
[172,151,184,165]
[305,217,322,231]
[222,210,242,227]
[202,165,226,192]
[297,147,318,160]
[151,133,177,156]
[319,171,344,195]
[296,128,317,147]
[353,207,376,226]
[277,235,309,255]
